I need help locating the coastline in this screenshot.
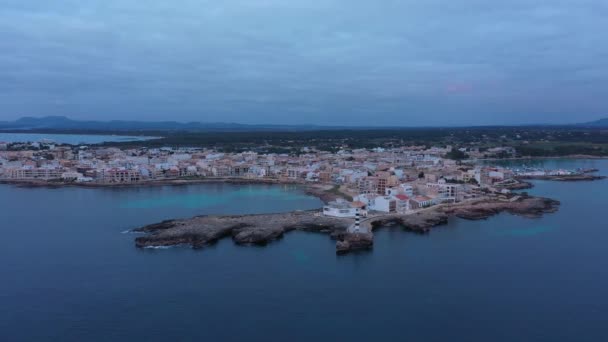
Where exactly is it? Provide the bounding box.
[133,194,560,255]
[0,177,342,205]
[0,177,298,188]
[3,159,603,256]
[474,155,608,162]
[516,174,606,182]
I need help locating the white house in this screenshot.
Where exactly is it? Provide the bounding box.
[354,193,395,212]
[385,187,399,196]
[399,183,414,196]
[369,196,396,213]
[385,183,414,197]
[323,199,359,218]
[395,194,411,213]
[353,193,376,208]
[410,196,434,209]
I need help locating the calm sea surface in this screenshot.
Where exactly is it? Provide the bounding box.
[0,132,157,144]
[1,160,607,342]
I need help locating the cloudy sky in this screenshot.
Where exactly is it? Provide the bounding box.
[1,0,607,126]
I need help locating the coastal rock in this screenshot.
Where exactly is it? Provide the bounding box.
[370,211,449,233]
[137,219,178,233]
[232,226,285,245]
[133,195,561,254]
[441,196,560,220]
[134,223,234,249]
[517,174,606,182]
[497,181,534,190]
[134,211,351,249]
[397,211,450,232]
[336,233,374,254]
[581,168,599,173]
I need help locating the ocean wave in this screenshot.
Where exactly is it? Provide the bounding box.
[121,229,143,234]
[143,245,174,249]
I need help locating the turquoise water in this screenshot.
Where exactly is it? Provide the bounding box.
[122,185,315,210]
[1,161,607,341]
[0,132,158,144]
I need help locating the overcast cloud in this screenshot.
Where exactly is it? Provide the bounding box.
[0,0,607,125]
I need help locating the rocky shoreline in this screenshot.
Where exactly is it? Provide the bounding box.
[133,194,560,255]
[134,211,352,249]
[495,180,534,190]
[441,196,559,219]
[475,155,608,161]
[494,171,605,190]
[516,174,606,182]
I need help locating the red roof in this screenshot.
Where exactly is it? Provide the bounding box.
[414,196,432,202]
[351,201,366,208]
[395,194,410,201]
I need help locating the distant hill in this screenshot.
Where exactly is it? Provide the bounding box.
[579,118,608,127]
[3,116,607,132]
[0,116,336,132]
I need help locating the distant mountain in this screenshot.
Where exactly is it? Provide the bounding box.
[0,116,336,132]
[4,116,606,132]
[579,118,608,127]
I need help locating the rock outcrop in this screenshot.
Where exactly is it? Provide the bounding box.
[370,210,449,233]
[134,211,350,249]
[336,233,374,254]
[496,181,534,190]
[133,195,561,255]
[517,174,606,182]
[441,196,560,220]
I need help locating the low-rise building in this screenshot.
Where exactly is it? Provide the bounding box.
[410,196,434,209]
[369,196,396,213]
[395,194,411,213]
[323,199,360,218]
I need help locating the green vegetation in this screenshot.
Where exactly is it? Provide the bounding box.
[515,142,608,157]
[8,126,608,157]
[445,148,468,160]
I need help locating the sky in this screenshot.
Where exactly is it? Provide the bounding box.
[0,0,607,126]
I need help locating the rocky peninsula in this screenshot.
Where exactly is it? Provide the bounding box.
[134,194,560,255]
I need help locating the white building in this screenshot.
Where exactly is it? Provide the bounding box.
[61,172,83,180]
[410,196,434,209]
[395,194,411,213]
[369,196,396,213]
[323,199,359,218]
[427,179,460,203]
[4,166,64,180]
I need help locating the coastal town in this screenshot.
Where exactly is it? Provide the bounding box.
[0,140,599,208]
[0,138,603,255]
[0,137,605,253]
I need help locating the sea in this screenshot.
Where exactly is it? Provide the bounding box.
[1,160,607,342]
[0,132,157,145]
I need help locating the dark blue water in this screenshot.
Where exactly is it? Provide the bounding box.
[2,161,608,342]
